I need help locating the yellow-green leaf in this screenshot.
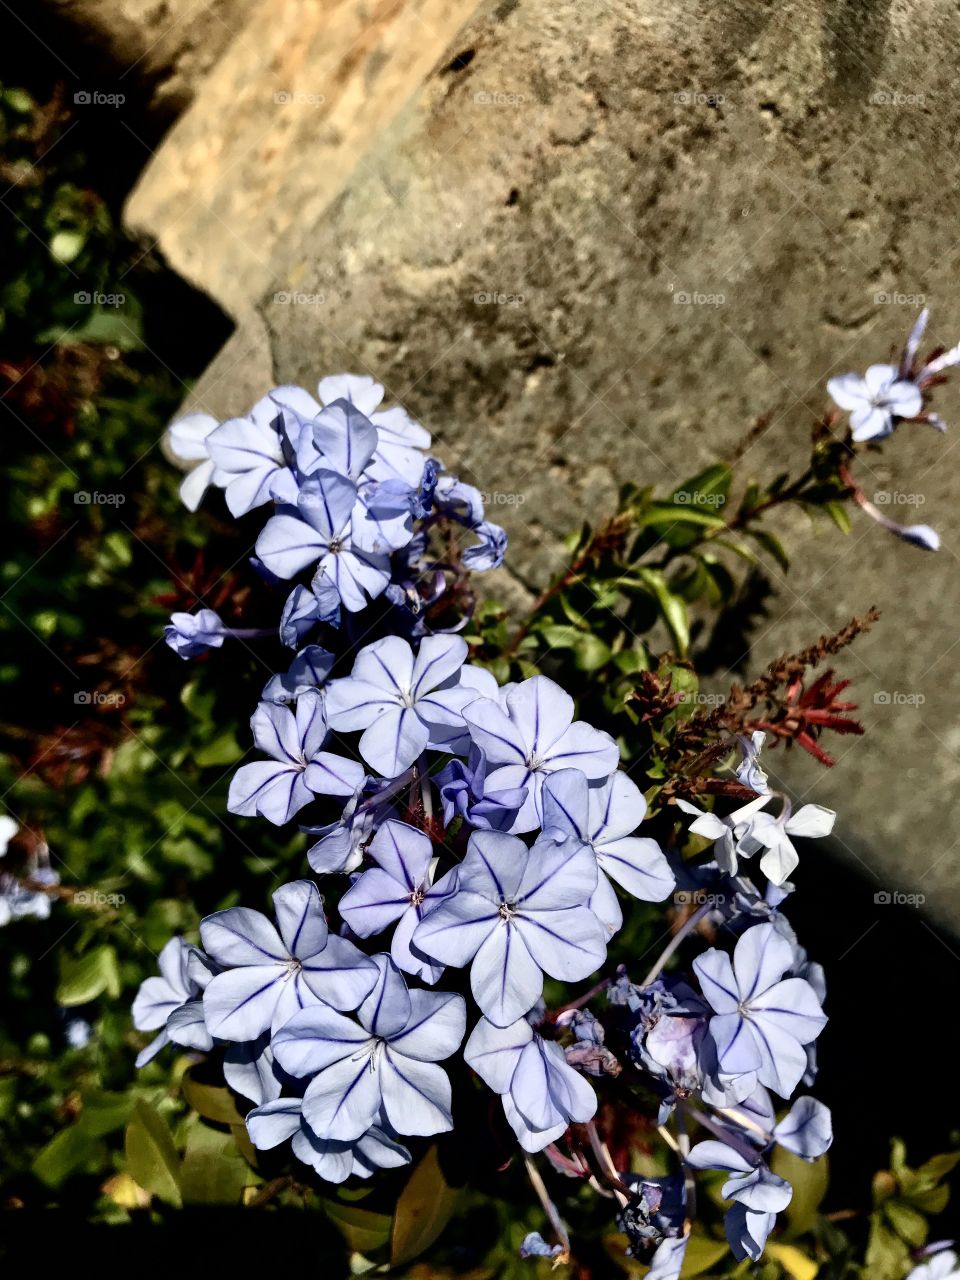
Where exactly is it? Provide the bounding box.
[765,1242,819,1280]
[124,1100,182,1207]
[390,1145,461,1267]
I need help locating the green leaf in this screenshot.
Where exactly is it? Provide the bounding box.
[678,1234,729,1276]
[574,632,612,671]
[57,944,122,1006]
[632,568,690,655]
[884,1199,928,1248]
[325,1199,391,1254]
[772,1149,829,1237]
[32,1124,100,1188]
[764,1242,818,1280]
[747,527,791,572]
[180,1125,251,1205]
[124,1100,182,1207]
[391,1145,461,1267]
[182,1070,247,1127]
[823,499,852,534]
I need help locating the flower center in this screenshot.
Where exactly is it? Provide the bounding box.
[498,898,517,921]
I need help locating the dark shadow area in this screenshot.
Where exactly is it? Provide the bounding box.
[790,835,960,1200]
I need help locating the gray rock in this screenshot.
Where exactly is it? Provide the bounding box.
[184,0,960,933]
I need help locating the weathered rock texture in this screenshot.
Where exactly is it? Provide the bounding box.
[123,0,483,317]
[42,0,259,119]
[177,0,960,932]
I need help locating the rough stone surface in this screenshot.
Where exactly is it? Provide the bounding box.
[123,0,482,317]
[182,0,960,933]
[42,0,258,120]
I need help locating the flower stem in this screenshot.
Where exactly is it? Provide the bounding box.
[640,902,713,987]
[523,1153,571,1261]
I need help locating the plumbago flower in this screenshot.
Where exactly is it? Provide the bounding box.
[693,923,827,1098]
[200,881,377,1039]
[228,690,365,825]
[143,367,856,1270]
[412,829,607,1026]
[272,956,465,1139]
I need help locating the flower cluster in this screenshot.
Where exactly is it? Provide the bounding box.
[163,373,506,655]
[139,373,839,1268]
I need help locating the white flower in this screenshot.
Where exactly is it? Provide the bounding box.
[735,731,769,795]
[908,1249,960,1280]
[165,412,220,511]
[827,364,922,441]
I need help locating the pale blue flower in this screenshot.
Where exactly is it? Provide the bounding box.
[687,1140,792,1261]
[247,1095,411,1183]
[164,608,225,659]
[261,645,335,704]
[200,880,377,1041]
[206,395,299,516]
[828,364,923,441]
[413,829,605,1027]
[541,769,674,935]
[132,936,213,1066]
[338,819,458,983]
[463,1014,596,1152]
[463,675,620,833]
[693,923,827,1097]
[228,691,365,825]
[325,634,475,777]
[256,470,391,612]
[272,955,465,1141]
